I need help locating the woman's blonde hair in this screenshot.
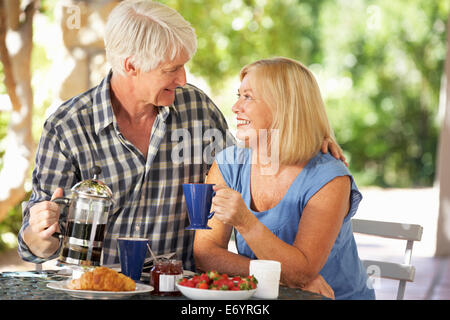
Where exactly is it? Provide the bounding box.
[104,0,197,75]
[240,57,336,165]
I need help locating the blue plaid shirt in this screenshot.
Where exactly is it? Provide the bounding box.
[18,71,234,271]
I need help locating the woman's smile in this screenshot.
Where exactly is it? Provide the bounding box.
[237,118,251,127]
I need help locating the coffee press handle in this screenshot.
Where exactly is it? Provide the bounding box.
[50,197,71,240]
[52,197,70,206]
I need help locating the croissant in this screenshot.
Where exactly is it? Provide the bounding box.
[68,266,136,292]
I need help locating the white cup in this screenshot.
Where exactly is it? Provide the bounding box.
[249,260,281,299]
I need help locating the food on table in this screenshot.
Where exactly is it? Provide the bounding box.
[67,266,136,291]
[177,270,257,291]
[150,259,183,296]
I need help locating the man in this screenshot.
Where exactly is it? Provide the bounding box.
[18,0,343,272]
[18,0,233,271]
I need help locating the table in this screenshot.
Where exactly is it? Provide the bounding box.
[0,270,327,300]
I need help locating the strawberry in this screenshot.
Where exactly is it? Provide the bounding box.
[207,270,221,281]
[247,275,258,285]
[197,282,209,289]
[199,273,210,284]
[177,271,257,291]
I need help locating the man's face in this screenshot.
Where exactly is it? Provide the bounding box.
[133,50,189,107]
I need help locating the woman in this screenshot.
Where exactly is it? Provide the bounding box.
[194,57,375,300]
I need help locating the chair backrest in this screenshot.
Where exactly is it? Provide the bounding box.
[351,218,423,300]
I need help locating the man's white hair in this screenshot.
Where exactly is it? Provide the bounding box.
[104,0,197,75]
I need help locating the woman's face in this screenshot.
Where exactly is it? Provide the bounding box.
[232,72,273,144]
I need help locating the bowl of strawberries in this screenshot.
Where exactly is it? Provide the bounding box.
[176,270,258,300]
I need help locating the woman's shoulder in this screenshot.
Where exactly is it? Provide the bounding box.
[306,152,350,177]
[215,145,251,166]
[299,152,355,196]
[299,152,362,215]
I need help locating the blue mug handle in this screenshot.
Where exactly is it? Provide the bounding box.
[208,191,216,219]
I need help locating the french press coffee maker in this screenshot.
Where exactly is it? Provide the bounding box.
[53,166,113,267]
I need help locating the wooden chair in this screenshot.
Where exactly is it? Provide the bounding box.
[352,218,423,300]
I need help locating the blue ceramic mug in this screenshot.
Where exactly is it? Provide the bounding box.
[182,183,215,230]
[117,237,148,281]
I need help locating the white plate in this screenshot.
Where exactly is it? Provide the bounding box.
[47,280,153,299]
[176,283,256,300]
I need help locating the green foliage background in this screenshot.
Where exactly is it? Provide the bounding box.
[163,0,448,187]
[0,0,448,250]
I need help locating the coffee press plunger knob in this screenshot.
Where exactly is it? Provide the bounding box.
[92,165,102,180]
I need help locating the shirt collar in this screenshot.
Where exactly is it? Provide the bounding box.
[93,70,115,136]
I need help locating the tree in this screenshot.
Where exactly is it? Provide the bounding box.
[435,9,450,256]
[319,0,447,187]
[164,0,447,187]
[0,0,39,222]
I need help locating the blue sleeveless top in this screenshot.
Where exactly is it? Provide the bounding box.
[215,146,375,300]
